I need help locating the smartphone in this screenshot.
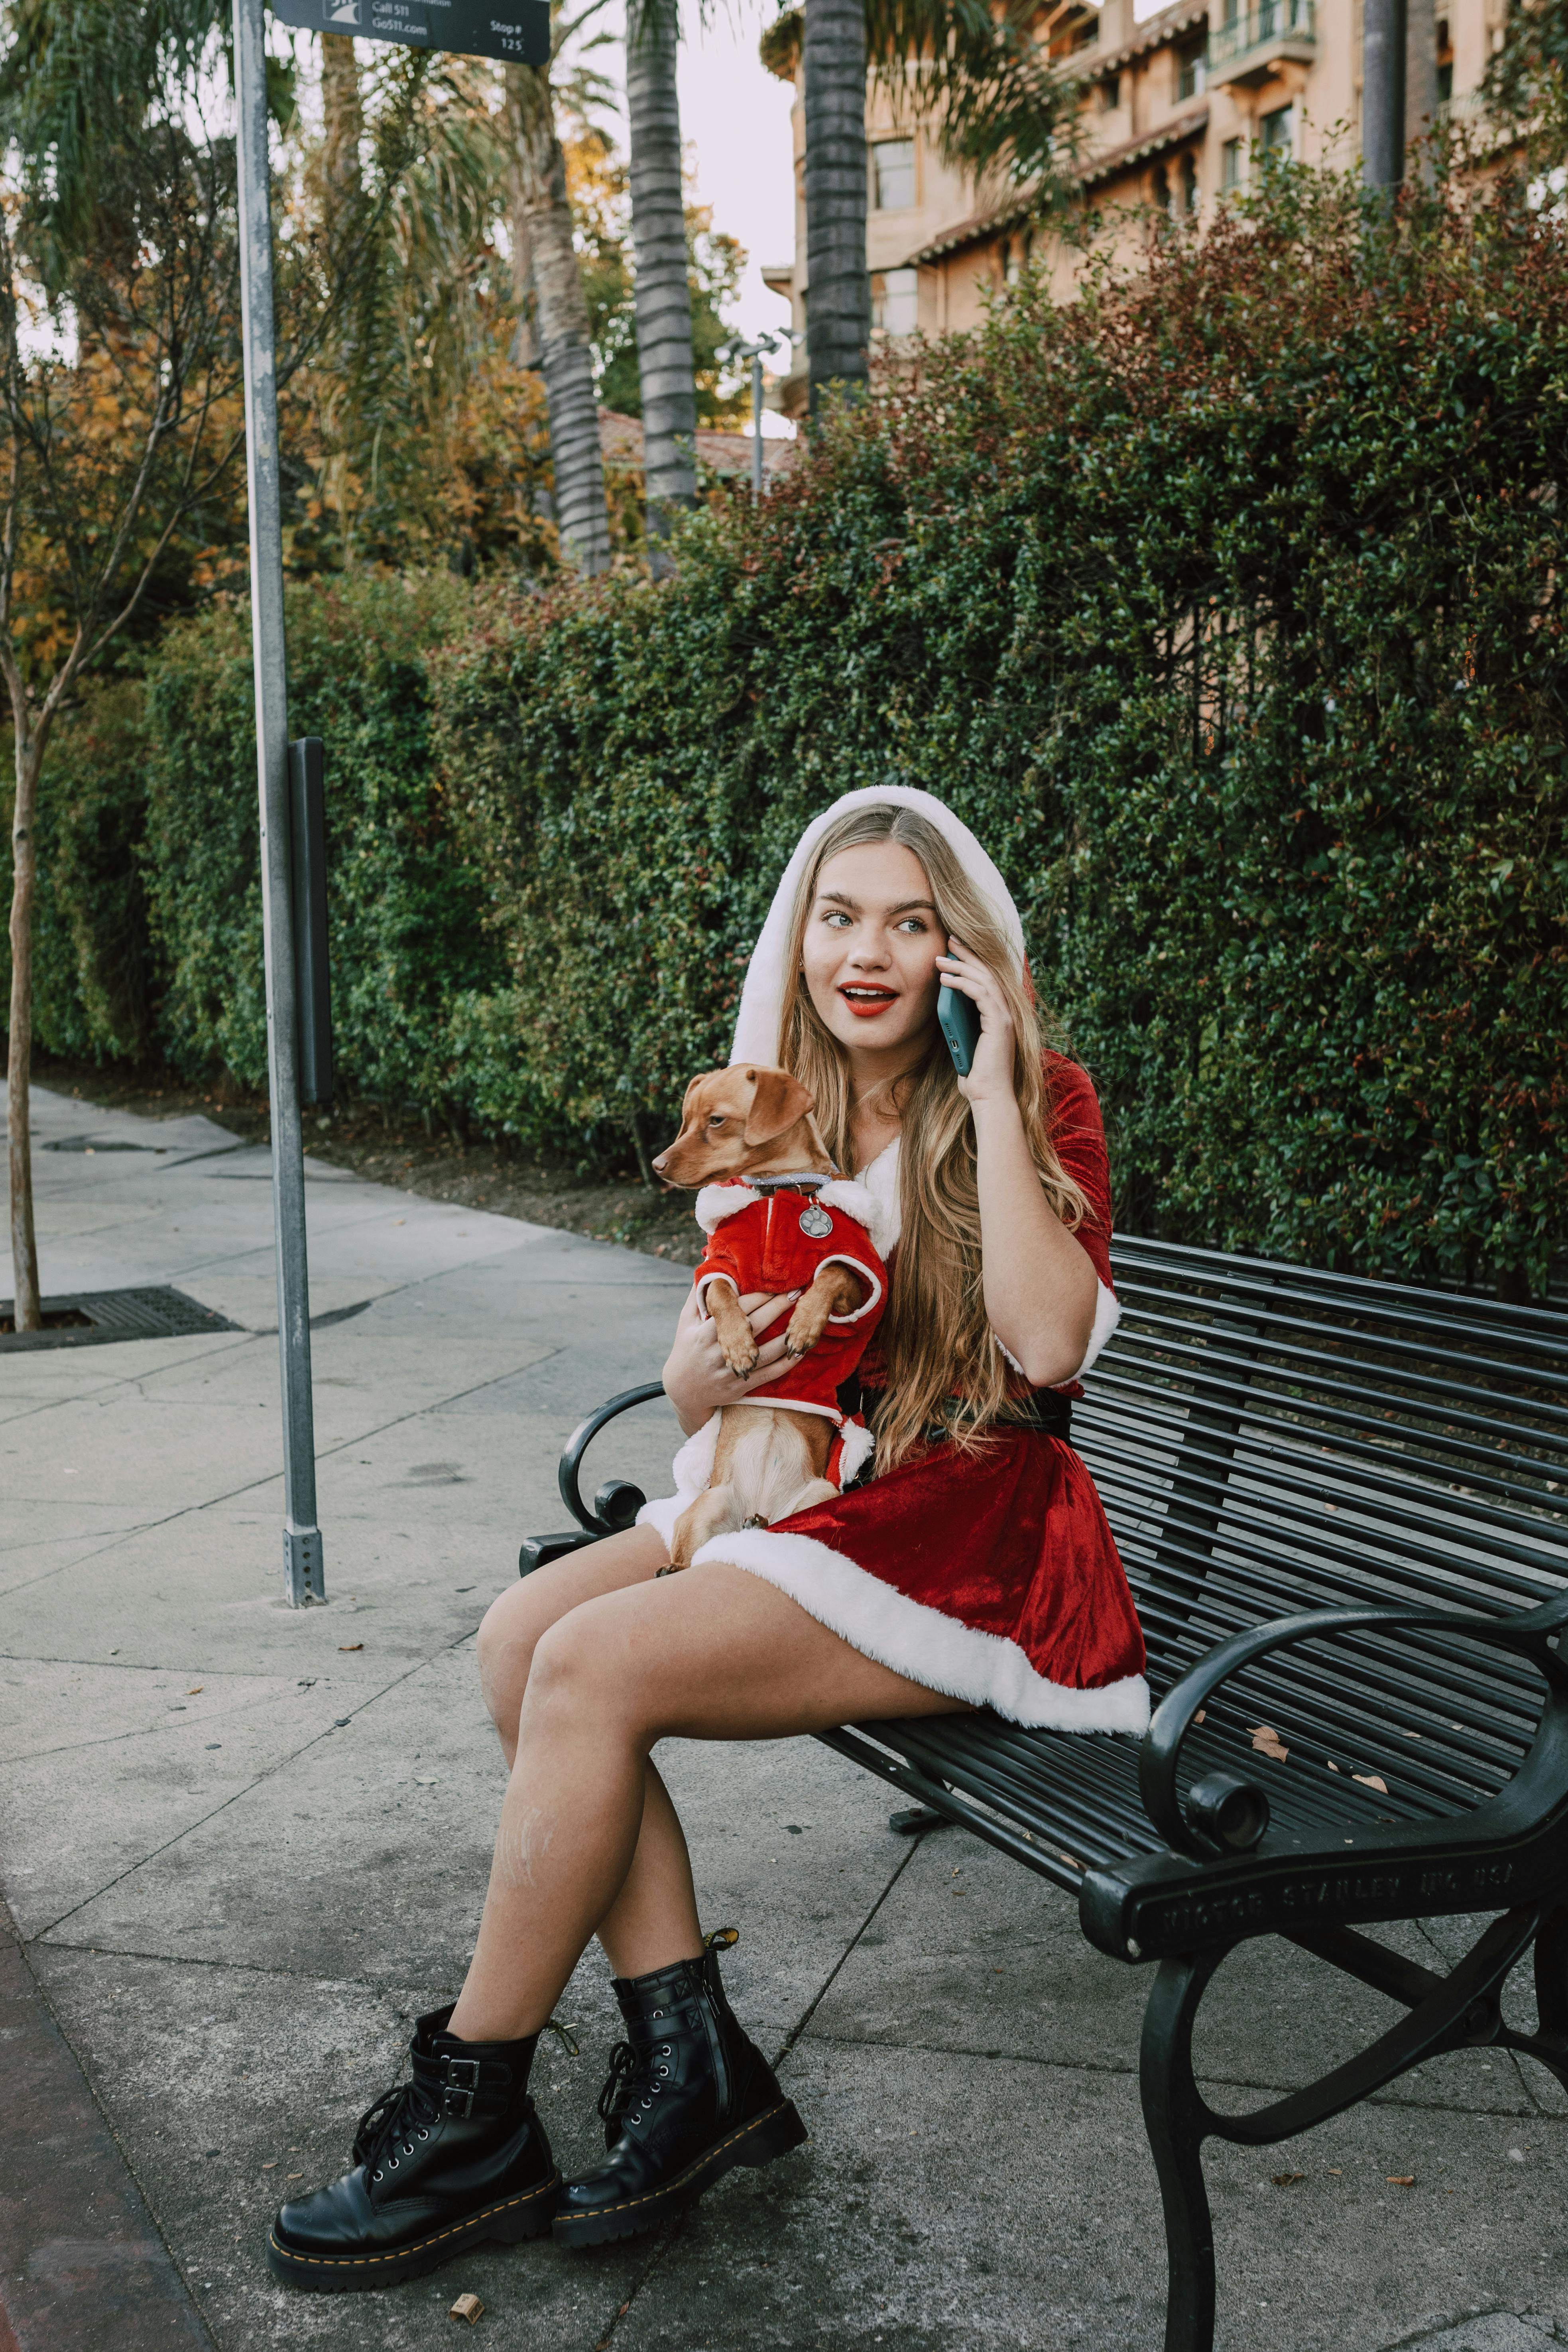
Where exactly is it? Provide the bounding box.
[938,984,982,1077]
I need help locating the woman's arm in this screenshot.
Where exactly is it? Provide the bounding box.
[661,1283,804,1436]
[936,945,1098,1389]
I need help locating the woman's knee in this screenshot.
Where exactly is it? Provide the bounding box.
[526,1598,657,1738]
[476,1582,551,1730]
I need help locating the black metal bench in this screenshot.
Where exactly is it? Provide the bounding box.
[520,1236,1568,2352]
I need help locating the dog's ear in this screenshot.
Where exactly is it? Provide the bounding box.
[680,1073,706,1126]
[742,1067,814,1145]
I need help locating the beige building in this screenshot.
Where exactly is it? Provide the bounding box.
[762,0,1504,412]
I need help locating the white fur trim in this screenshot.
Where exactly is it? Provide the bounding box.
[820,1254,883,1322]
[1075,1279,1121,1379]
[692,1525,1151,1734]
[855,1138,902,1251]
[731,790,1026,1067]
[817,1176,896,1261]
[694,1183,761,1234]
[634,1411,721,1549]
[837,1421,876,1485]
[734,1396,840,1424]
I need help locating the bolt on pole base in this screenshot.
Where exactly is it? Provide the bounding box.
[284,1524,326,1607]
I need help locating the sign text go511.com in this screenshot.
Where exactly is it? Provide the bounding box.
[270,0,549,65]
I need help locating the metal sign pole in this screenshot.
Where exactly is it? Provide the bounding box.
[234,0,325,1608]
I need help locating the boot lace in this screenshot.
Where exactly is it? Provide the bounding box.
[352,2076,442,2182]
[596,2031,675,2133]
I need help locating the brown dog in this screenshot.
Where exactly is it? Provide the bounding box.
[652,1067,878,1570]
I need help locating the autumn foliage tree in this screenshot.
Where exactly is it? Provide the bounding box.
[0,3,257,1327]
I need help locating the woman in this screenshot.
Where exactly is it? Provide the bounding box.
[268,788,1148,2292]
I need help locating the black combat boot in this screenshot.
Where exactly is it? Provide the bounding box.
[267,2004,560,2291]
[553,1939,806,2248]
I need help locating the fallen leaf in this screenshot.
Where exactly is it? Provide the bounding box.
[1326,1760,1340,1771]
[261,2161,277,2170]
[1271,2171,1306,2187]
[1387,2175,1416,2187]
[286,2172,303,2181]
[392,1218,405,1227]
[1353,1773,1389,1793]
[187,1686,203,1695]
[450,2292,484,2324]
[1326,2167,1343,2176]
[1193,1708,1206,1724]
[339,1643,364,1653]
[1251,1725,1289,1762]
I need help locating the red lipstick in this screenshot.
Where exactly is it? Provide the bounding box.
[838,984,898,1019]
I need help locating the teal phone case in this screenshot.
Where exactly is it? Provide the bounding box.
[937,984,982,1076]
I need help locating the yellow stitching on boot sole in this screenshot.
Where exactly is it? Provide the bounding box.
[557,2104,802,2223]
[268,2172,562,2269]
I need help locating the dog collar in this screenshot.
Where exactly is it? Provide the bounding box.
[748,1171,838,1194]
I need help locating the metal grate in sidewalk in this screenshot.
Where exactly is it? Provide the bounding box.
[0,1286,241,1350]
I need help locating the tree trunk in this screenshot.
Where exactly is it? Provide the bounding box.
[319,31,364,227]
[7,726,43,1331]
[803,0,870,414]
[505,63,611,575]
[625,0,697,553]
[1405,0,1439,175]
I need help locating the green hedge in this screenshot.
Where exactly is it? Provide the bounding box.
[9,163,1566,1290]
[439,165,1568,1292]
[4,573,535,1136]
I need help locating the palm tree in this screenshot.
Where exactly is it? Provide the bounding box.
[505,61,612,574]
[798,0,1073,417]
[624,0,698,548]
[319,33,364,222]
[802,0,872,411]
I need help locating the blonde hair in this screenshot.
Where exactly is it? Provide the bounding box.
[776,803,1092,1469]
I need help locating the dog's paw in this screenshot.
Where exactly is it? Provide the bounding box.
[784,1301,829,1358]
[719,1336,759,1378]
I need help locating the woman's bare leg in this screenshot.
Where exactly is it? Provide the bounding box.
[447,1562,962,2041]
[475,1529,706,1978]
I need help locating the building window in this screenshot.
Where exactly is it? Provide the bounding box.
[1176,37,1207,98]
[1261,102,1295,157]
[1436,12,1454,100]
[1071,12,1100,46]
[1099,69,1121,109]
[1002,228,1034,284]
[871,266,919,334]
[1181,151,1200,213]
[1221,136,1244,189]
[872,140,916,211]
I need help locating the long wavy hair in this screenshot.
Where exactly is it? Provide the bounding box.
[775,804,1091,1469]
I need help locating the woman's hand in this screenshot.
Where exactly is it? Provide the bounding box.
[936,937,1017,1106]
[662,1284,803,1435]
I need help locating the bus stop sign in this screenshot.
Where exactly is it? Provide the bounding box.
[270,0,549,64]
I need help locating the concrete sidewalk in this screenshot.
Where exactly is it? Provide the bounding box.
[3,1081,1566,2352]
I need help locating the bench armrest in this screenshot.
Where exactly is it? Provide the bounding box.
[557,1380,669,1535]
[1140,1586,1568,1860]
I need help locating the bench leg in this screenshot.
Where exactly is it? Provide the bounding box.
[1139,1949,1229,2352]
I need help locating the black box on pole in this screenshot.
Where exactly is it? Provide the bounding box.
[288,737,334,1108]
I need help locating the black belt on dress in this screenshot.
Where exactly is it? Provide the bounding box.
[842,1381,1073,1448]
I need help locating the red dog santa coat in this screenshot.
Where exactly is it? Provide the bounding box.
[637,786,1148,1737]
[693,1175,890,1487]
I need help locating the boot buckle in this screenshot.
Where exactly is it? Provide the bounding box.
[441,2056,482,2118]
